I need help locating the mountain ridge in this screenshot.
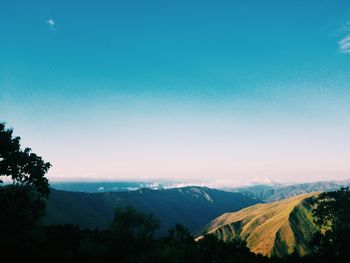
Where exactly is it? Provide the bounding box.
[234,180,349,202]
[197,192,319,257]
[44,186,262,235]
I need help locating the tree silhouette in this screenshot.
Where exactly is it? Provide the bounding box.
[0,122,51,252]
[0,123,51,196]
[110,206,159,240]
[107,206,159,262]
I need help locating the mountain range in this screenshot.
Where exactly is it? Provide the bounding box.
[44,179,349,255]
[233,179,350,202]
[44,186,261,235]
[197,192,319,257]
[51,179,350,201]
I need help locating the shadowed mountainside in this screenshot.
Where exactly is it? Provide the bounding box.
[197,192,319,257]
[44,186,262,235]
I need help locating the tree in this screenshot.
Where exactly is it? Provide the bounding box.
[0,122,51,250]
[160,224,197,263]
[164,224,194,245]
[107,206,159,262]
[0,122,51,196]
[311,188,350,263]
[110,206,159,241]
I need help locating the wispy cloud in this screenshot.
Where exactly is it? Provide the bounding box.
[46,18,57,31]
[339,35,350,53]
[338,22,350,54]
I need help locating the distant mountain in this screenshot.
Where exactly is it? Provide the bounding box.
[197,193,319,257]
[50,179,350,201]
[44,186,262,235]
[50,181,168,192]
[234,179,350,202]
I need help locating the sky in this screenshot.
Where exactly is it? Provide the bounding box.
[1,0,350,185]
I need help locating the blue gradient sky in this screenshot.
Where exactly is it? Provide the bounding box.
[1,0,350,184]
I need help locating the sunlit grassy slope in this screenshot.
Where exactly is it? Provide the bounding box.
[197,193,319,257]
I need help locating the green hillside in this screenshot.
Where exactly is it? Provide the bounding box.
[197,193,319,257]
[44,186,262,235]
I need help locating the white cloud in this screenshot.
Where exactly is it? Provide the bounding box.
[46,18,57,31]
[338,21,350,54]
[47,19,55,25]
[339,35,350,53]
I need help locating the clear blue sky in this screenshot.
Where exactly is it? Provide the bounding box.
[1,0,350,185]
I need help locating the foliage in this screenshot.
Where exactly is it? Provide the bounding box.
[0,123,51,196]
[106,206,160,262]
[110,206,159,240]
[310,187,350,263]
[0,122,51,253]
[312,187,350,231]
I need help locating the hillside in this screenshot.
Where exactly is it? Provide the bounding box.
[235,180,350,202]
[197,193,319,257]
[44,186,262,235]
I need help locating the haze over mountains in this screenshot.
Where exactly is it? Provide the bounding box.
[51,179,350,194]
[234,179,350,202]
[50,179,350,202]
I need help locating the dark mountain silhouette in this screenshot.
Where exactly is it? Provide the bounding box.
[44,186,262,235]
